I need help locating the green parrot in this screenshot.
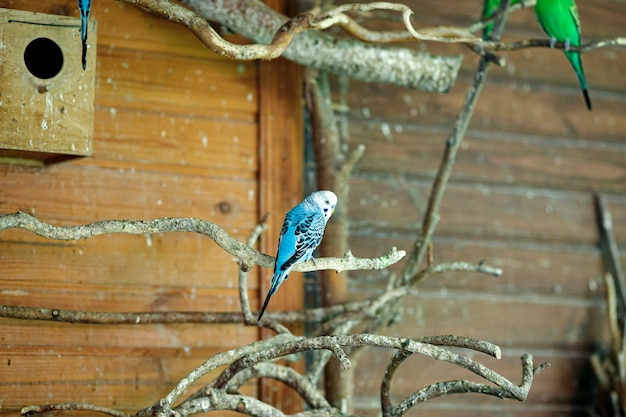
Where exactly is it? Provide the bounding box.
[535,0,592,110]
[482,0,523,40]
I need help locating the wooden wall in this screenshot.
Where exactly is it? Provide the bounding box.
[1,0,625,416]
[0,0,303,415]
[339,0,626,416]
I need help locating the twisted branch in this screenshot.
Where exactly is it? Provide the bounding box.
[179,334,547,416]
[175,0,464,92]
[0,212,405,275]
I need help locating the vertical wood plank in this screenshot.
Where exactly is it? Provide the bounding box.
[257,27,305,417]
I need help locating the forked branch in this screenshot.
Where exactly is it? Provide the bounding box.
[21,334,549,417]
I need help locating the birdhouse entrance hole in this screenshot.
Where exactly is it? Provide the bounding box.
[24,37,64,79]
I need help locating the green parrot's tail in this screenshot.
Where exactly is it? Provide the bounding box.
[483,24,494,41]
[565,50,592,111]
[582,89,591,111]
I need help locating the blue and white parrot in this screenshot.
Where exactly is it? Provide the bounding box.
[257,190,337,321]
[78,0,92,70]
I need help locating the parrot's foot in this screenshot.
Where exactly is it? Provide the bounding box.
[564,38,571,51]
[549,37,557,48]
[310,256,318,267]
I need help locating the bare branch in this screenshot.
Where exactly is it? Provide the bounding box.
[339,144,366,183]
[381,335,501,417]
[236,217,292,334]
[22,333,548,416]
[311,2,479,43]
[226,363,331,409]
[595,194,626,315]
[162,333,299,408]
[486,37,626,54]
[410,260,503,286]
[176,0,462,92]
[0,305,244,324]
[314,260,501,337]
[400,36,498,284]
[389,353,550,416]
[213,336,354,393]
[114,0,465,91]
[239,218,268,323]
[0,297,378,325]
[175,393,284,417]
[381,343,411,417]
[467,0,531,36]
[21,402,131,417]
[392,380,520,416]
[211,334,543,400]
[121,0,309,60]
[416,335,502,359]
[0,212,405,275]
[1,212,264,271]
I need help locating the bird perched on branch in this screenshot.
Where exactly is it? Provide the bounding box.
[258,190,337,321]
[78,0,92,70]
[534,0,592,110]
[482,0,523,40]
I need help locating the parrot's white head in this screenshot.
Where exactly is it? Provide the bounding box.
[308,190,337,222]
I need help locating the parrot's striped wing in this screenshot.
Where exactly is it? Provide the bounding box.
[277,212,325,273]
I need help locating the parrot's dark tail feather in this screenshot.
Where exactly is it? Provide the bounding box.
[257,292,272,321]
[582,88,592,111]
[258,273,285,321]
[81,41,87,70]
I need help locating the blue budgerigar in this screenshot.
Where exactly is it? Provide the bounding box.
[258,190,337,321]
[78,0,92,70]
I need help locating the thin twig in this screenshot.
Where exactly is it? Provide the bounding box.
[486,37,626,54]
[237,218,292,334]
[595,194,626,316]
[239,217,269,323]
[409,261,502,287]
[400,6,505,285]
[311,2,479,43]
[605,273,622,359]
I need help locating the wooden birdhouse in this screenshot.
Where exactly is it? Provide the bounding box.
[0,8,96,166]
